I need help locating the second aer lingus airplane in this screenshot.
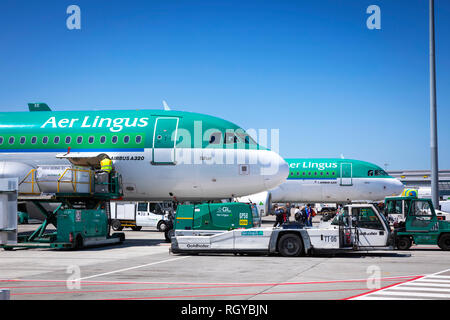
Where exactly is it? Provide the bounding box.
[239,158,404,215]
[0,103,288,201]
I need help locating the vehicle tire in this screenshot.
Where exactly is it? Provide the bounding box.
[111,220,122,231]
[396,236,412,250]
[131,226,142,231]
[158,221,168,232]
[277,234,303,257]
[438,234,450,251]
[165,228,175,243]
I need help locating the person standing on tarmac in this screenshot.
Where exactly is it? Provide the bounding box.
[285,202,292,223]
[294,206,301,222]
[273,205,284,227]
[305,204,314,227]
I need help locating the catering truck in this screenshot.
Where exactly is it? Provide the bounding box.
[110,201,173,231]
[170,202,394,257]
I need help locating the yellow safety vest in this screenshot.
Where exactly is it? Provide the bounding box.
[100,159,113,173]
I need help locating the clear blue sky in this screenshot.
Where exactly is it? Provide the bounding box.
[0,0,449,170]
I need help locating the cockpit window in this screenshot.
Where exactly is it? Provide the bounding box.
[368,170,373,176]
[375,170,387,176]
[209,132,222,144]
[224,132,239,144]
[235,132,257,144]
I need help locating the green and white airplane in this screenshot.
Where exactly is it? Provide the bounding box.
[239,158,404,215]
[0,103,288,201]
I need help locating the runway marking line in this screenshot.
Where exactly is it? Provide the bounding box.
[345,268,450,300]
[0,274,420,287]
[76,256,191,281]
[103,288,371,300]
[5,275,420,297]
[343,276,423,300]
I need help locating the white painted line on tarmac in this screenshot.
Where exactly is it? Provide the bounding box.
[433,268,450,275]
[76,256,191,281]
[415,279,450,283]
[427,275,450,279]
[391,286,450,293]
[356,296,429,300]
[369,291,450,299]
[403,282,450,288]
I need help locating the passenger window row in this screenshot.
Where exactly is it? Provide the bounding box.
[0,135,143,146]
[290,171,336,176]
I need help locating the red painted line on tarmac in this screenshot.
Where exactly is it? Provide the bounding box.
[0,275,421,288]
[104,287,369,300]
[10,277,418,297]
[343,275,424,300]
[11,284,260,296]
[12,276,420,298]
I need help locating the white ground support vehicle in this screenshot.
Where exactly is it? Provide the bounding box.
[170,203,393,257]
[315,203,337,213]
[110,201,173,231]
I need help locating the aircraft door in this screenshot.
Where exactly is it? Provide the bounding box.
[340,163,352,186]
[352,206,389,247]
[152,117,179,165]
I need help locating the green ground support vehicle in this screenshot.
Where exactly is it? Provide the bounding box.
[385,196,450,250]
[2,163,125,250]
[165,202,260,242]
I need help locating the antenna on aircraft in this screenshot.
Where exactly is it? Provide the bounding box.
[163,100,171,111]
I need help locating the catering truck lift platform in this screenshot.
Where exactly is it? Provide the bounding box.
[170,202,395,257]
[0,153,125,250]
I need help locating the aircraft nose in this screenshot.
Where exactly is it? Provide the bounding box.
[261,152,289,190]
[389,178,404,196]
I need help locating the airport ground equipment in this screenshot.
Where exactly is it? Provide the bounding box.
[385,196,450,250]
[0,178,18,247]
[170,203,393,257]
[110,201,172,231]
[1,161,125,250]
[165,202,260,243]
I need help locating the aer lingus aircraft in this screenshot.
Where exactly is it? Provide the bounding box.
[238,158,404,216]
[0,103,288,202]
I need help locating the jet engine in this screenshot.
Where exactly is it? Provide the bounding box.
[236,191,272,217]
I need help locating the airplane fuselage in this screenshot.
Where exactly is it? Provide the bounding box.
[271,158,404,203]
[0,109,289,201]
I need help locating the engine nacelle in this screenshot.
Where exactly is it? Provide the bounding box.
[236,191,272,217]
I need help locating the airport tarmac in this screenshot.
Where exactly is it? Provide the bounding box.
[2,215,450,300]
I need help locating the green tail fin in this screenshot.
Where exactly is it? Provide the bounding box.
[28,103,51,111]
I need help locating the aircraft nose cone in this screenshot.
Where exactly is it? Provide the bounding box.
[389,179,404,196]
[262,152,289,190]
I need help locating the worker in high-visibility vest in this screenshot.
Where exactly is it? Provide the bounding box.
[100,157,113,173]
